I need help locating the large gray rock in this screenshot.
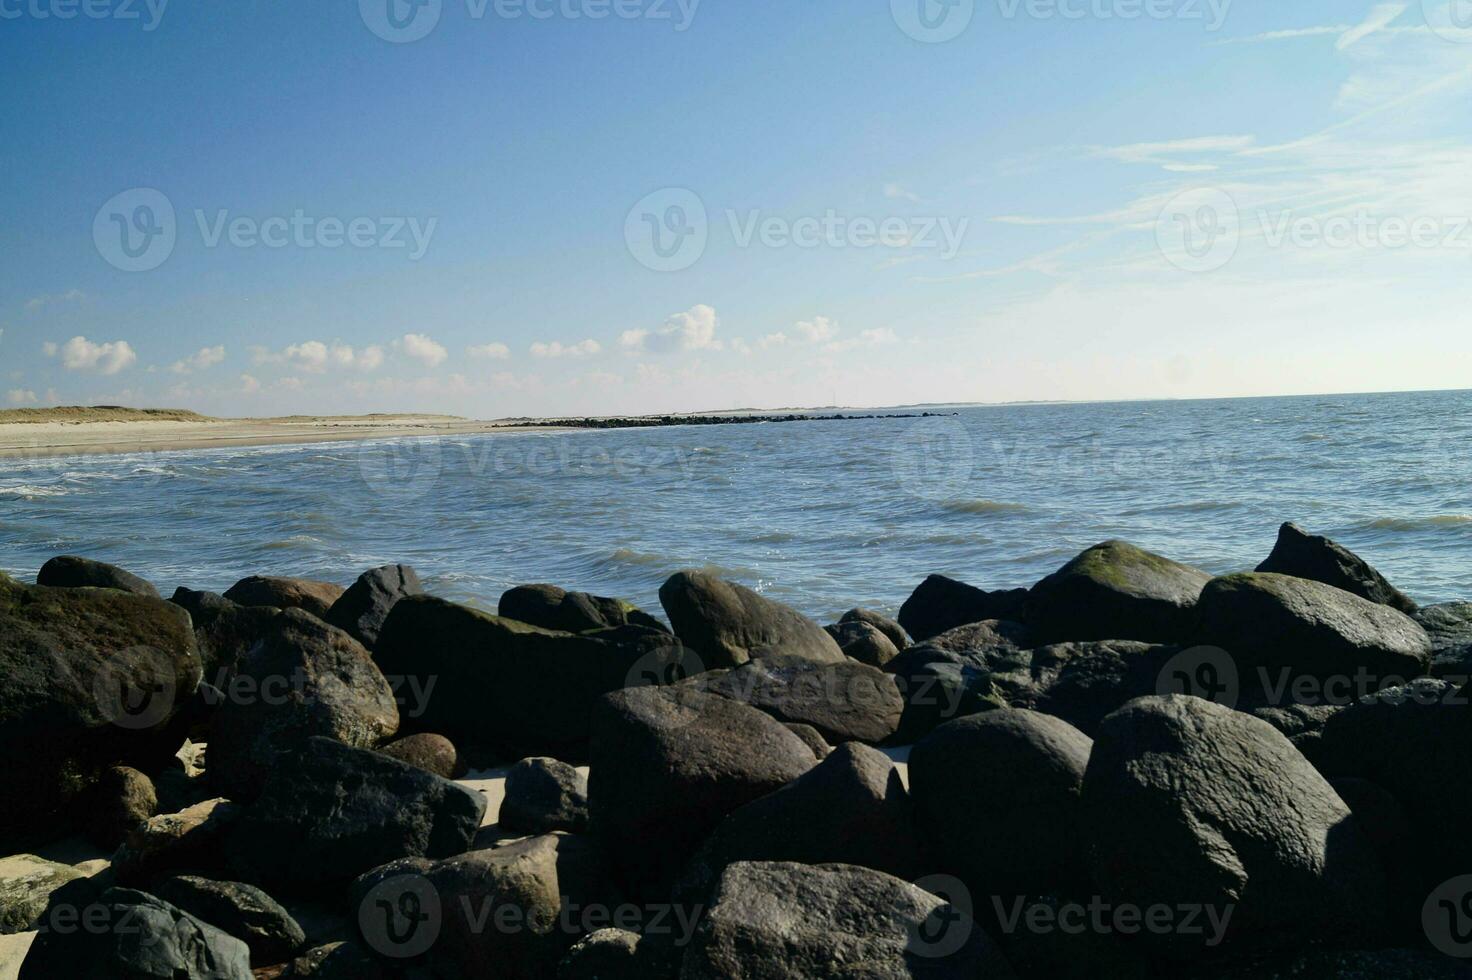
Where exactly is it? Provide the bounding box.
[500,757,590,834]
[37,554,159,597]
[1194,573,1431,686]
[1025,540,1211,644]
[1082,696,1386,959]
[682,861,1014,979]
[0,574,202,845]
[500,583,668,634]
[325,564,422,649]
[171,588,282,679]
[1415,601,1472,677]
[909,709,1092,899]
[1257,522,1417,613]
[922,620,1033,658]
[898,574,1028,642]
[208,608,399,802]
[676,743,920,905]
[19,886,252,979]
[692,656,904,744]
[223,575,344,618]
[152,874,306,964]
[227,737,486,896]
[558,928,648,980]
[375,595,698,757]
[376,732,460,779]
[587,685,815,902]
[658,570,843,668]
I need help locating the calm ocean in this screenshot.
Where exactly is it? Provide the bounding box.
[2,390,1470,621]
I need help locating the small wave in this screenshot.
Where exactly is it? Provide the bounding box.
[1364,515,1472,532]
[262,535,325,550]
[0,485,68,499]
[943,499,1031,515]
[1296,433,1328,442]
[605,547,673,567]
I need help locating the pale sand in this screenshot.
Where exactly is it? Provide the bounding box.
[0,415,567,460]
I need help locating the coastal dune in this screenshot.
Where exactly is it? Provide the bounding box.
[1,526,1469,976]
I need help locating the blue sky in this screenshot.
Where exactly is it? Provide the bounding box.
[3,0,1472,416]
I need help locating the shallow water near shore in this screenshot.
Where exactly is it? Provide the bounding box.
[1,389,1470,619]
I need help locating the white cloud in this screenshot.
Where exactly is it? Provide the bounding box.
[531,339,602,358]
[253,341,383,373]
[6,388,37,405]
[48,336,137,375]
[825,327,900,352]
[24,289,85,312]
[1337,3,1408,50]
[399,333,448,367]
[884,183,922,203]
[170,345,226,374]
[758,333,788,349]
[468,342,511,360]
[795,316,841,343]
[240,374,261,394]
[620,304,723,353]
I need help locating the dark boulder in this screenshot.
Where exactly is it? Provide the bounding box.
[324,564,422,649]
[783,722,832,759]
[0,575,202,845]
[1415,601,1472,677]
[500,583,668,634]
[1257,522,1417,613]
[207,608,399,802]
[152,874,306,965]
[825,620,901,668]
[18,886,251,979]
[376,732,460,779]
[85,764,158,850]
[227,737,486,895]
[675,743,920,905]
[375,595,698,757]
[909,709,1091,899]
[1192,949,1472,979]
[692,655,904,744]
[37,554,159,597]
[500,757,590,834]
[222,575,345,618]
[587,685,815,902]
[923,619,1033,657]
[682,861,1014,979]
[279,941,388,978]
[1026,540,1211,644]
[1194,573,1430,687]
[898,574,1027,642]
[171,590,281,679]
[1083,696,1386,959]
[839,607,909,650]
[658,570,843,667]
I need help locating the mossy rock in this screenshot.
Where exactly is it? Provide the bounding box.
[1025,540,1211,643]
[0,854,85,934]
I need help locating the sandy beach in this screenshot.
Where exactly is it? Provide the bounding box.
[0,413,563,459]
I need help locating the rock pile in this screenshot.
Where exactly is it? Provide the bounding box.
[4,523,1470,977]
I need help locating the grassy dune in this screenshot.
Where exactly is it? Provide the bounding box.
[0,406,212,424]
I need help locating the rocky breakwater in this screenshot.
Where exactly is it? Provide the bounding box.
[4,523,1472,978]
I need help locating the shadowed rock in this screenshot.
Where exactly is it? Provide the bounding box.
[37,554,159,597]
[152,874,306,965]
[501,757,589,834]
[376,732,460,779]
[1414,601,1472,677]
[691,655,904,744]
[325,564,423,648]
[223,575,345,618]
[825,620,901,667]
[898,574,1028,642]
[839,607,910,650]
[1257,522,1416,613]
[500,583,669,634]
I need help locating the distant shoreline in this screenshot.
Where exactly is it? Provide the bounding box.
[0,407,948,460]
